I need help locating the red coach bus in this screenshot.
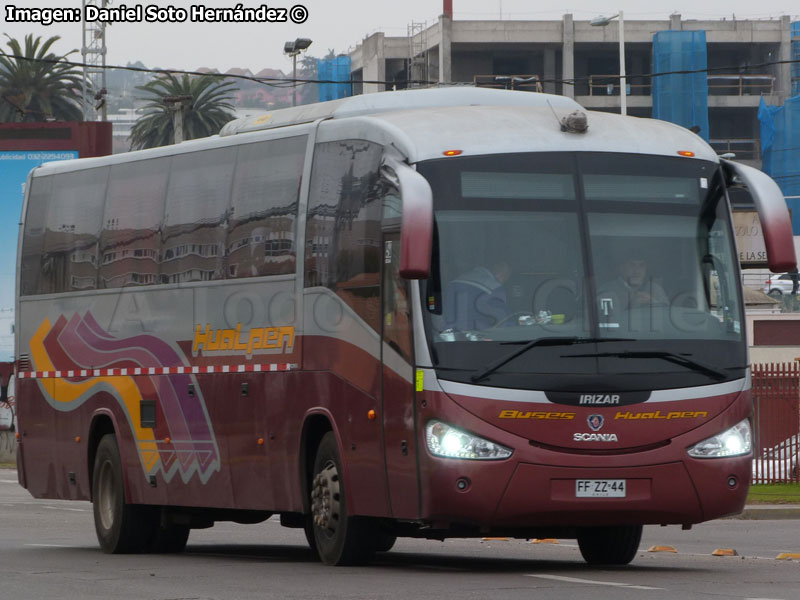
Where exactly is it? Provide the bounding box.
[14,88,795,565]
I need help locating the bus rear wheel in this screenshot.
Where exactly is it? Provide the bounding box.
[577,524,642,566]
[309,432,377,565]
[92,434,156,553]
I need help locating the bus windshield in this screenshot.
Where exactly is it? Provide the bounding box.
[418,152,745,391]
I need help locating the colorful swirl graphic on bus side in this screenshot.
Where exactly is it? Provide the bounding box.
[29,311,220,485]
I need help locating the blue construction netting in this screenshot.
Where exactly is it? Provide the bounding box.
[792,22,799,97]
[652,31,709,141]
[759,96,800,233]
[318,56,352,102]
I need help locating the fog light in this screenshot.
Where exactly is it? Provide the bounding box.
[727,476,737,488]
[456,477,470,491]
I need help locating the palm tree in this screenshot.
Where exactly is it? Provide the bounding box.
[0,34,85,122]
[129,73,237,149]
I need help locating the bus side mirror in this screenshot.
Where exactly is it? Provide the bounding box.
[721,159,797,273]
[392,161,433,279]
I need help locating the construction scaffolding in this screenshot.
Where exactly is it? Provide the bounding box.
[81,0,109,121]
[407,22,428,88]
[652,31,710,141]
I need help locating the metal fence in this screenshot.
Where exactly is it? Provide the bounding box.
[752,363,800,484]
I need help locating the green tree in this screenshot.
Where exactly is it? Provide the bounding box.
[297,53,319,106]
[0,34,84,122]
[129,73,237,150]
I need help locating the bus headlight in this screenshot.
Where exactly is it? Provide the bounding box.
[687,419,752,458]
[425,421,512,460]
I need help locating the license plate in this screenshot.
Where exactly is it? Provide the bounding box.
[575,479,626,498]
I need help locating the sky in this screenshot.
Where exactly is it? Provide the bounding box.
[2,0,799,74]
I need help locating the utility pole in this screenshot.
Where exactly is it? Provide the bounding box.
[82,0,109,121]
[164,95,192,144]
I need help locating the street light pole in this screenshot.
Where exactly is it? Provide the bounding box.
[591,11,627,116]
[618,10,626,116]
[292,52,298,107]
[284,38,312,108]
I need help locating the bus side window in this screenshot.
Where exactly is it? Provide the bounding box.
[382,234,412,361]
[306,140,384,332]
[20,176,52,296]
[100,159,168,289]
[161,148,234,284]
[39,168,107,294]
[228,136,306,278]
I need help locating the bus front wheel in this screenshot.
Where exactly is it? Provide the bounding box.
[92,434,156,553]
[577,524,642,566]
[309,432,377,565]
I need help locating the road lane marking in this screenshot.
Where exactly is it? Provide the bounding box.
[526,574,663,590]
[42,506,87,512]
[0,479,18,483]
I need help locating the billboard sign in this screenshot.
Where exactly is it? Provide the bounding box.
[0,150,78,360]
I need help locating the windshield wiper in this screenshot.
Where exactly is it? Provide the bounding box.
[568,351,729,381]
[469,337,633,383]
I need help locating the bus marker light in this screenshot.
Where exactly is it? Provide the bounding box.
[367,410,376,420]
[75,436,80,443]
[677,150,695,157]
[712,548,738,556]
[15,432,20,440]
[257,438,264,446]
[165,437,171,444]
[443,150,463,156]
[648,545,677,553]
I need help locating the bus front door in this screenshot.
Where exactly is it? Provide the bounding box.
[381,231,420,519]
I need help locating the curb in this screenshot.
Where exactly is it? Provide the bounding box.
[734,505,800,520]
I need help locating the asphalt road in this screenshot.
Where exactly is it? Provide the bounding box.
[2,468,799,600]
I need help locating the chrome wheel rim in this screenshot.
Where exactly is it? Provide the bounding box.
[311,460,341,536]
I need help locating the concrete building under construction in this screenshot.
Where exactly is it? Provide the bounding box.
[349,3,797,168]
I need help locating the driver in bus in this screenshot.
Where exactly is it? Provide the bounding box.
[597,253,668,316]
[444,261,512,331]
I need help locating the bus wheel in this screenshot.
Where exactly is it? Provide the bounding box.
[577,525,642,566]
[309,432,376,565]
[303,515,318,553]
[92,434,155,553]
[149,524,190,553]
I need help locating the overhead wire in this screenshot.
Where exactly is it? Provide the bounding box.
[2,52,800,89]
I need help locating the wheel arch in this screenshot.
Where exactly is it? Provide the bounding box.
[299,411,339,513]
[87,410,119,501]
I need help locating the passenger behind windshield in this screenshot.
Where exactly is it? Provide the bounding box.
[443,261,511,331]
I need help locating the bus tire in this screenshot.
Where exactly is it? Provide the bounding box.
[149,524,190,553]
[303,515,318,553]
[309,432,376,565]
[92,434,155,554]
[577,524,642,566]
